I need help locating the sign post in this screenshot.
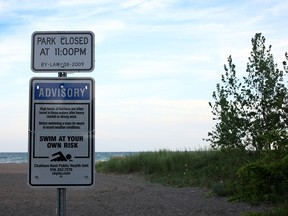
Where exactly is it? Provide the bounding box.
[29,31,95,216]
[57,72,67,216]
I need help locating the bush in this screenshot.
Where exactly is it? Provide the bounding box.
[236,151,288,204]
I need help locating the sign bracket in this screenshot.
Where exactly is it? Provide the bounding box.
[58,72,67,78]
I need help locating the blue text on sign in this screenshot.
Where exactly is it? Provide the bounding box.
[34,83,90,100]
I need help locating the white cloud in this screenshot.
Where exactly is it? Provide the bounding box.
[59,0,103,5]
[0,0,57,14]
[1,0,288,152]
[0,34,30,76]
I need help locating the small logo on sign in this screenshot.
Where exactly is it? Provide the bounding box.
[51,151,72,162]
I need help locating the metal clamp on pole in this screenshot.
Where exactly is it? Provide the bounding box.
[58,72,67,78]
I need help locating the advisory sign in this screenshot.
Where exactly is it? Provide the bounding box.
[28,77,95,187]
[31,31,94,72]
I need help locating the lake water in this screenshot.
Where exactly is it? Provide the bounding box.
[0,152,138,163]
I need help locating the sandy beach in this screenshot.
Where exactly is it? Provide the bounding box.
[0,164,272,216]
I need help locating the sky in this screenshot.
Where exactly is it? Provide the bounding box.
[1,0,288,152]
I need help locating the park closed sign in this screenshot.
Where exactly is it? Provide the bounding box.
[31,31,94,72]
[28,77,95,187]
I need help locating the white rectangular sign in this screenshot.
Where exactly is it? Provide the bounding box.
[28,77,95,187]
[31,31,94,72]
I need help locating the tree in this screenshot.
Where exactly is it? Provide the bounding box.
[206,56,246,150]
[207,33,288,152]
[242,33,288,151]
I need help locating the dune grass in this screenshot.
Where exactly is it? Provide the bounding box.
[96,149,288,215]
[96,149,257,195]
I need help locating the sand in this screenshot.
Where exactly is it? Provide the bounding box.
[0,164,272,216]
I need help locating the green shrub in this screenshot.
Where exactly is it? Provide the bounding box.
[236,152,288,204]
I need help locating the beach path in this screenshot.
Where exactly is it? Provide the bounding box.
[0,164,271,216]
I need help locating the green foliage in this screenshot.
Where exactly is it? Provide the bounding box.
[236,151,288,204]
[96,149,257,193]
[207,33,288,152]
[206,56,246,150]
[204,32,288,215]
[245,205,288,216]
[243,33,288,152]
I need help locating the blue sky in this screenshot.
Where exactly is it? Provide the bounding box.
[1,0,288,152]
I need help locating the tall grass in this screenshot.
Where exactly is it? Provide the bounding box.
[96,149,257,194]
[96,149,288,215]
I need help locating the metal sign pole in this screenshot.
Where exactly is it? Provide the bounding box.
[57,188,66,216]
[57,72,67,216]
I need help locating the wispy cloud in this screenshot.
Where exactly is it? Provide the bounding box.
[0,0,288,151]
